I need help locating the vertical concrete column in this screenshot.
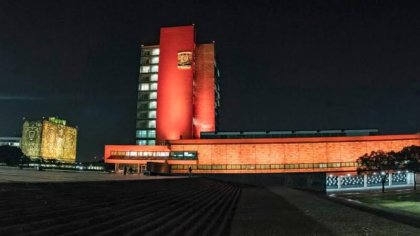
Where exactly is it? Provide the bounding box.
[137,163,140,174]
[337,176,342,190]
[389,173,392,186]
[407,172,413,185]
[364,174,368,188]
[115,163,118,173]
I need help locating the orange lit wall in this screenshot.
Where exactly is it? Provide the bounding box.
[105,134,419,173]
[169,134,420,173]
[193,44,216,138]
[156,25,195,143]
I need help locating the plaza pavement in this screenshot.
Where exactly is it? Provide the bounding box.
[0,166,184,183]
[268,186,420,235]
[2,166,420,235]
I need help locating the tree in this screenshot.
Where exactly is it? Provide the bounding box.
[398,145,420,190]
[357,151,397,193]
[0,146,30,166]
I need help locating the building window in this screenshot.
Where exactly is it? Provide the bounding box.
[137,140,147,145]
[148,130,156,138]
[136,130,147,138]
[149,92,157,100]
[151,66,159,73]
[152,48,160,55]
[147,140,156,145]
[140,83,150,91]
[136,120,148,128]
[148,120,156,128]
[149,101,157,109]
[150,83,158,91]
[137,102,149,110]
[151,57,159,64]
[140,75,150,82]
[150,74,158,81]
[148,111,156,119]
[142,49,151,56]
[137,111,148,119]
[138,92,149,100]
[140,66,150,73]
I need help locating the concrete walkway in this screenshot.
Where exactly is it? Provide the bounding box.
[268,187,420,235]
[230,185,332,235]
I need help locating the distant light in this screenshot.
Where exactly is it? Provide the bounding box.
[329,174,333,177]
[397,171,401,174]
[347,173,351,177]
[373,172,377,175]
[381,171,385,175]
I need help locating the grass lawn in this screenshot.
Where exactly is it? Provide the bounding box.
[346,191,420,216]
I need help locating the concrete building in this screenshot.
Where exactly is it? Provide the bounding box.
[136,25,220,145]
[0,137,21,147]
[21,117,77,163]
[106,25,420,175]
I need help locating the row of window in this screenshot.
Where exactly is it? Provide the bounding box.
[110,150,197,159]
[142,48,160,56]
[136,130,156,138]
[139,83,158,91]
[140,65,159,73]
[137,101,157,110]
[137,111,156,119]
[171,162,359,170]
[136,140,156,145]
[140,56,159,65]
[138,92,157,100]
[111,150,168,157]
[140,74,158,82]
[136,120,156,129]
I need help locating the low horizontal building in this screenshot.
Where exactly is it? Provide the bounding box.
[0,137,21,147]
[105,133,420,174]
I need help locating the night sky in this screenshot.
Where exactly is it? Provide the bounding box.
[0,0,419,161]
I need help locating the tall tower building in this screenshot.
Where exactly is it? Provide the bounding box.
[136,25,220,145]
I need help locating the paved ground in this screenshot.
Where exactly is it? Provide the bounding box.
[268,187,420,235]
[3,166,420,235]
[0,178,239,236]
[0,166,184,183]
[231,185,332,235]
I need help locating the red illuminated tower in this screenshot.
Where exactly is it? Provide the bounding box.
[136,25,220,145]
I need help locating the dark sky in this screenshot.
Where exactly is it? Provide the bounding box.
[0,0,419,161]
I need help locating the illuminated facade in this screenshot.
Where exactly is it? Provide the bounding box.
[136,25,220,145]
[21,117,77,163]
[106,134,420,174]
[107,25,420,174]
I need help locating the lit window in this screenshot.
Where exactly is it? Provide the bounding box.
[152,48,160,55]
[136,130,147,138]
[140,66,150,73]
[151,66,158,72]
[150,83,158,90]
[148,130,156,138]
[143,50,151,56]
[149,101,157,109]
[151,57,159,64]
[148,111,156,119]
[149,92,157,100]
[140,83,150,91]
[147,140,156,145]
[150,74,158,81]
[137,140,147,145]
[148,120,156,128]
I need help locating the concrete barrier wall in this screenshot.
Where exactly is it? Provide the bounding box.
[202,172,327,192]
